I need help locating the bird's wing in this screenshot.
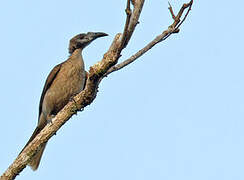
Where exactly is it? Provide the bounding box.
[38,63,63,119]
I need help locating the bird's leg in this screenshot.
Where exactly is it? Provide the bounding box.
[47,114,56,124]
[69,96,83,115]
[47,114,57,135]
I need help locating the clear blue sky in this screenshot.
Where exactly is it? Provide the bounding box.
[1,1,243,180]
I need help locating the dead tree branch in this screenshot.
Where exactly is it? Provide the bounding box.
[120,0,132,50]
[106,0,193,75]
[0,0,193,179]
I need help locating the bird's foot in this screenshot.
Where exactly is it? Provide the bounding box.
[47,115,56,124]
[69,96,81,115]
[47,115,57,135]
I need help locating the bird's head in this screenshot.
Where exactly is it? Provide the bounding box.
[68,32,108,54]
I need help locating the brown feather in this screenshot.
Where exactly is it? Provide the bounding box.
[38,63,62,119]
[29,143,47,171]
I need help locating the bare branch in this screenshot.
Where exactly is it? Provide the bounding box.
[115,0,145,54]
[105,0,193,75]
[175,0,193,30]
[119,0,132,50]
[168,2,176,20]
[124,0,145,47]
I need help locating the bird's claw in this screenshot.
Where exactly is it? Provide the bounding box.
[70,96,79,114]
[47,115,57,135]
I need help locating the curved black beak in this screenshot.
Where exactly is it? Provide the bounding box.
[87,32,108,39]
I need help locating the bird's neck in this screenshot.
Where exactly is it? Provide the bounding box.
[70,48,82,59]
[68,48,85,68]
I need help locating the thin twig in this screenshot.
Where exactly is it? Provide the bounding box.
[120,0,132,50]
[105,0,193,75]
[175,0,193,30]
[168,2,176,20]
[124,0,145,47]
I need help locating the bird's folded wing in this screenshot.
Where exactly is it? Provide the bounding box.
[38,63,62,121]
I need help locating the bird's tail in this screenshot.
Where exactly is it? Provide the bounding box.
[20,114,47,170]
[29,142,47,170]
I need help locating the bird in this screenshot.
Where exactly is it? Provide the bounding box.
[21,32,108,171]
